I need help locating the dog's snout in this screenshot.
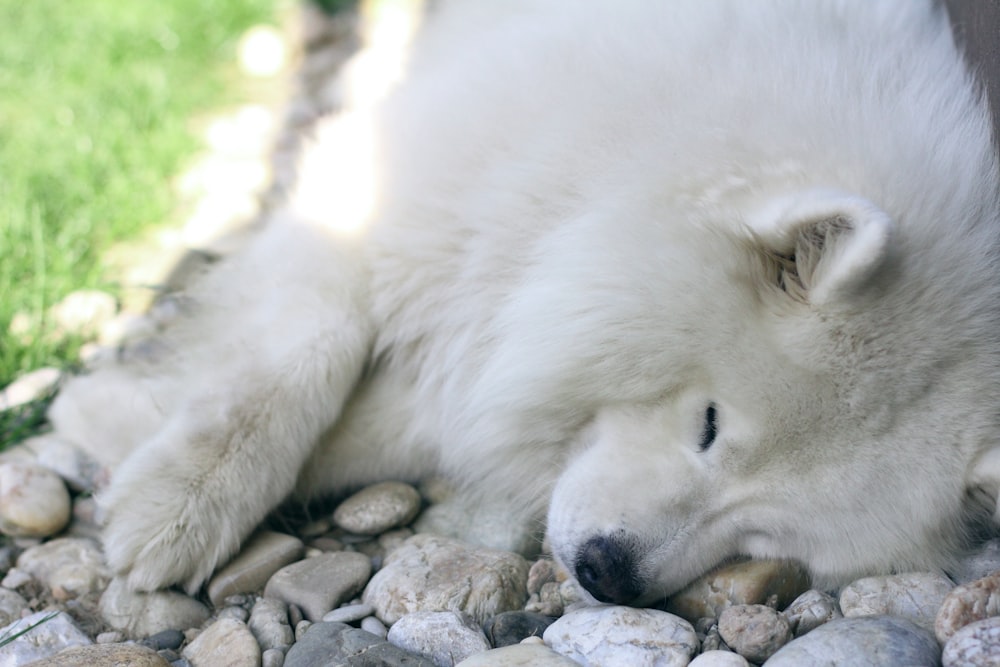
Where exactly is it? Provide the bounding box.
[573,533,642,604]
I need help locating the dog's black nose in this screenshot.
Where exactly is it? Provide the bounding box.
[573,534,642,604]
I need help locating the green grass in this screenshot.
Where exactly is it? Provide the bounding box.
[0,0,282,394]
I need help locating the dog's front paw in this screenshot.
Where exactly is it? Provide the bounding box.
[100,468,243,594]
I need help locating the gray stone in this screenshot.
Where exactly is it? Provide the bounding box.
[839,571,953,632]
[543,606,698,667]
[387,611,491,666]
[333,481,422,536]
[23,643,171,666]
[665,560,810,622]
[0,610,92,667]
[142,628,185,651]
[688,651,750,667]
[262,647,285,667]
[935,569,1000,643]
[765,615,942,666]
[16,537,110,598]
[942,616,1000,667]
[454,641,579,666]
[363,534,529,625]
[22,435,106,493]
[264,551,371,621]
[360,616,387,638]
[948,538,1000,585]
[783,588,842,636]
[484,611,555,647]
[99,577,211,638]
[207,531,304,607]
[0,461,71,538]
[526,560,556,596]
[181,617,261,667]
[322,602,375,623]
[717,603,792,663]
[217,605,250,622]
[0,588,28,627]
[283,621,437,666]
[249,597,294,651]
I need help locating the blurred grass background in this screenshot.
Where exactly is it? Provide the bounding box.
[0,0,283,387]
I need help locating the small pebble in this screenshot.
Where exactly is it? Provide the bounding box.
[688,651,751,667]
[784,589,842,636]
[99,577,210,638]
[360,616,388,639]
[264,551,371,621]
[544,606,698,666]
[0,588,29,627]
[665,560,810,622]
[935,569,1000,643]
[484,610,555,647]
[839,571,953,632]
[295,619,312,642]
[454,641,579,666]
[180,617,261,667]
[216,605,250,622]
[766,615,941,666]
[717,604,792,663]
[142,628,185,651]
[16,537,110,598]
[0,461,72,538]
[387,611,491,666]
[0,610,92,665]
[248,597,294,651]
[262,646,286,667]
[95,631,125,644]
[207,531,304,607]
[333,481,422,536]
[322,602,375,623]
[283,621,436,667]
[942,616,1000,667]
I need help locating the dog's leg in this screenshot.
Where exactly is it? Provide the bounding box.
[101,218,373,593]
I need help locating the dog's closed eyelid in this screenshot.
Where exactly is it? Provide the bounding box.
[698,403,718,452]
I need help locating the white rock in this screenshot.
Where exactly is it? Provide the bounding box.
[16,537,110,598]
[0,461,71,538]
[0,610,91,666]
[0,367,61,410]
[689,651,751,667]
[363,534,529,625]
[333,481,422,535]
[264,551,371,621]
[181,617,262,667]
[942,616,1000,667]
[543,606,698,667]
[767,616,941,666]
[387,611,491,666]
[935,569,1000,643]
[248,597,294,651]
[0,589,28,627]
[22,434,107,492]
[784,588,842,636]
[99,577,210,637]
[455,641,579,666]
[839,571,953,632]
[665,559,810,622]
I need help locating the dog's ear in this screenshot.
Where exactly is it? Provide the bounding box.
[968,448,1000,522]
[748,189,896,306]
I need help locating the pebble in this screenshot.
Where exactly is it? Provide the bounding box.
[16,537,110,598]
[217,605,250,622]
[363,534,529,625]
[717,604,792,663]
[665,559,810,622]
[207,531,304,607]
[262,647,285,667]
[321,601,375,623]
[765,615,942,666]
[360,615,388,638]
[0,461,71,538]
[283,621,436,667]
[839,571,954,632]
[248,597,294,651]
[387,611,492,666]
[526,559,556,595]
[0,588,28,627]
[483,611,555,647]
[688,651,750,667]
[263,551,371,621]
[332,480,422,535]
[99,577,210,638]
[543,606,698,666]
[23,434,106,493]
[941,616,1000,667]
[524,581,566,617]
[142,628,185,651]
[95,631,125,644]
[23,643,171,666]
[0,367,61,410]
[180,617,261,667]
[935,569,1000,643]
[783,588,842,636]
[0,610,92,666]
[454,641,579,666]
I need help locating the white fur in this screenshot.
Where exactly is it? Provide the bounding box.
[49,0,1000,600]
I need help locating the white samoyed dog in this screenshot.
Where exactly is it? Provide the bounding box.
[49,0,1000,606]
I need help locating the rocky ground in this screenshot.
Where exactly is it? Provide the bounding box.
[2,2,1000,666]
